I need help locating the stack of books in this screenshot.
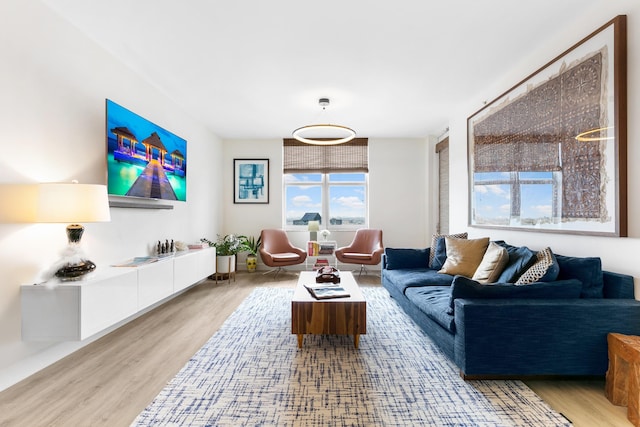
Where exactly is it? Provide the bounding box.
[307,241,336,256]
[313,258,330,270]
[319,243,335,255]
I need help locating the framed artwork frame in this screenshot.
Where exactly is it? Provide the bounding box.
[234,159,269,204]
[467,15,627,237]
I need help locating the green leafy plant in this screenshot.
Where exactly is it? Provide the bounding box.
[201,234,251,256]
[239,235,262,257]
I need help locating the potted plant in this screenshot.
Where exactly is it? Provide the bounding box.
[201,234,250,276]
[239,235,261,273]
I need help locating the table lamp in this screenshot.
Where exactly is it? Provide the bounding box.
[0,182,111,281]
[308,220,320,241]
[38,182,111,280]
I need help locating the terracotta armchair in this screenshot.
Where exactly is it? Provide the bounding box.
[259,229,307,276]
[335,229,384,276]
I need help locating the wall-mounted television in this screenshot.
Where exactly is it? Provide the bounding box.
[106,99,187,202]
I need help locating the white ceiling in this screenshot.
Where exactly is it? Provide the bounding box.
[42,0,599,140]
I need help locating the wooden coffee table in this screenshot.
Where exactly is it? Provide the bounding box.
[291,271,366,348]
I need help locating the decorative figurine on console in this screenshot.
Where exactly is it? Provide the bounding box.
[156,239,176,257]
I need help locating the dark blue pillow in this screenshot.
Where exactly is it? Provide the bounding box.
[431,237,448,270]
[384,248,429,270]
[494,242,536,283]
[555,254,604,298]
[447,275,583,314]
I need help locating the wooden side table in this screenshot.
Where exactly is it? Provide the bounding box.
[606,333,640,426]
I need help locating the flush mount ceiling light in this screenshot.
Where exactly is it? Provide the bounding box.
[292,98,356,145]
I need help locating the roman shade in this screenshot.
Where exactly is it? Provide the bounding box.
[283,138,368,174]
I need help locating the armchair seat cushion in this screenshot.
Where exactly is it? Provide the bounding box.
[342,253,373,260]
[272,253,302,261]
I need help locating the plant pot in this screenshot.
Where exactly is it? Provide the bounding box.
[246,254,257,273]
[216,255,236,274]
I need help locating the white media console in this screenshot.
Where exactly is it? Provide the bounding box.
[20,248,216,341]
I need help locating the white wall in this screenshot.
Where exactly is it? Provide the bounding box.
[0,0,222,390]
[446,2,640,295]
[222,138,432,267]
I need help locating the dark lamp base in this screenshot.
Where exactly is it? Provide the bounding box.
[55,259,97,281]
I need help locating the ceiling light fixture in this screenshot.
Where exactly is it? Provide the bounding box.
[292,98,356,145]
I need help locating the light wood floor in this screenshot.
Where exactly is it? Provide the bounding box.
[0,272,631,426]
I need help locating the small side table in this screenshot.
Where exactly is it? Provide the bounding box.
[606,333,640,426]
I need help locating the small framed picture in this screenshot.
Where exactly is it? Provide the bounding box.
[234,159,269,204]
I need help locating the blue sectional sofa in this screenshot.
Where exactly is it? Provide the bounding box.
[381,242,640,378]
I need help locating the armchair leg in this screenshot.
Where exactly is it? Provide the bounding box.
[358,265,380,278]
[262,267,283,278]
[263,267,299,278]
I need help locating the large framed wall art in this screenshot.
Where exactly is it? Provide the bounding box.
[234,159,269,204]
[467,15,627,237]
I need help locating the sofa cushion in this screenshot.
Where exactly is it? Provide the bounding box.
[384,248,429,270]
[405,286,456,332]
[429,232,467,268]
[438,237,490,278]
[472,242,509,283]
[448,275,583,314]
[515,247,560,285]
[383,269,455,294]
[494,242,537,283]
[431,237,449,270]
[555,254,604,298]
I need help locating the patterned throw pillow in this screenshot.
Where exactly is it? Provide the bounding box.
[428,232,468,268]
[515,247,560,285]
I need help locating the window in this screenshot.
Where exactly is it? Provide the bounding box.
[283,138,369,230]
[284,172,367,229]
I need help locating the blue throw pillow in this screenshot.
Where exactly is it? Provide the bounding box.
[555,254,604,298]
[447,275,583,314]
[494,242,536,283]
[384,248,429,270]
[431,237,448,270]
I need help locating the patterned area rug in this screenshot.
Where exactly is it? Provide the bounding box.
[132,287,571,426]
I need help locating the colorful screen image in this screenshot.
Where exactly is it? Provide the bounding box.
[106,99,187,201]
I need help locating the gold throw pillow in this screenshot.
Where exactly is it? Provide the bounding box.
[438,237,490,278]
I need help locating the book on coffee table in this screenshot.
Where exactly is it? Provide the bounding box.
[304,284,351,300]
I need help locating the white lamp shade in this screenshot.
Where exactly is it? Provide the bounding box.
[308,220,320,231]
[0,183,111,223]
[0,184,40,222]
[37,183,111,223]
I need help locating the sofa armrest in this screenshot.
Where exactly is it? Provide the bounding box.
[454,298,640,377]
[603,270,635,299]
